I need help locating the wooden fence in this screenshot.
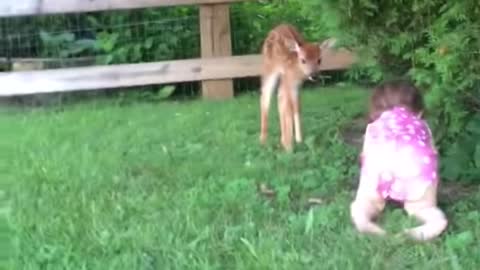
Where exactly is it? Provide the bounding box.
[0,0,356,100]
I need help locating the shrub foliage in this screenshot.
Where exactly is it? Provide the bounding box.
[303,0,480,182]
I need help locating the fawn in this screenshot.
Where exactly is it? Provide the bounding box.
[259,24,336,151]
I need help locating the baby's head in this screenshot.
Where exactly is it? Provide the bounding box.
[369,79,425,122]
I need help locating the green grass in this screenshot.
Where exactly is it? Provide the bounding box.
[1,85,480,269]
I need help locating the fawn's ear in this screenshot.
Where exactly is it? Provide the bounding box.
[288,40,302,53]
[319,38,337,50]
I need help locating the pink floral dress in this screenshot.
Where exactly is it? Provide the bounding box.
[360,107,438,202]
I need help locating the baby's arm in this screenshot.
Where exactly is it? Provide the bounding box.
[350,123,387,235]
[359,124,373,164]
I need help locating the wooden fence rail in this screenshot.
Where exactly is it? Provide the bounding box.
[0,50,355,96]
[0,0,244,17]
[0,0,356,99]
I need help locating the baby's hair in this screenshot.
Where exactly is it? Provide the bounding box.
[368,79,425,122]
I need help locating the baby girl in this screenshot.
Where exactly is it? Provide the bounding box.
[350,80,448,241]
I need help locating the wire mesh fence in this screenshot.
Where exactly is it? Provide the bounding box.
[0,2,345,105]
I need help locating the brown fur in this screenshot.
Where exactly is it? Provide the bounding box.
[259,24,336,151]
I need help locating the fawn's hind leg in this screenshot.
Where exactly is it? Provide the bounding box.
[260,71,280,144]
[278,80,294,152]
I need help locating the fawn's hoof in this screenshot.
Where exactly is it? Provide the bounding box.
[259,135,267,145]
[281,142,293,152]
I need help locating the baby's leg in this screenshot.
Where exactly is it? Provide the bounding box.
[350,195,386,236]
[403,185,448,241]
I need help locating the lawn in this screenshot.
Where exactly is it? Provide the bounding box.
[1,85,479,269]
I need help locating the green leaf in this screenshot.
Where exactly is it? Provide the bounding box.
[144,38,154,49]
[474,144,480,168]
[156,86,176,99]
[132,44,142,61]
[86,15,101,28]
[105,55,114,65]
[304,208,314,235]
[446,231,475,250]
[98,33,118,52]
[65,39,97,56]
[74,39,97,49]
[56,32,75,43]
[240,237,258,259]
[39,31,51,42]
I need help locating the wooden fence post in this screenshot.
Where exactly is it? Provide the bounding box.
[199,3,234,100]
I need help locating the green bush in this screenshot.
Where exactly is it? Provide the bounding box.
[230,0,322,55]
[10,1,320,61]
[38,7,200,64]
[303,0,480,182]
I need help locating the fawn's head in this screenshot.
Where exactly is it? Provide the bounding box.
[290,38,336,80]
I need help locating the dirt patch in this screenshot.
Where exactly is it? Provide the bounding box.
[340,117,365,149]
[439,181,478,204]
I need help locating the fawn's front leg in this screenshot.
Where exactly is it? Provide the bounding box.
[290,81,302,143]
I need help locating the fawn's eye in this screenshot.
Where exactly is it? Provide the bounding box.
[301,59,306,64]
[317,59,322,64]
